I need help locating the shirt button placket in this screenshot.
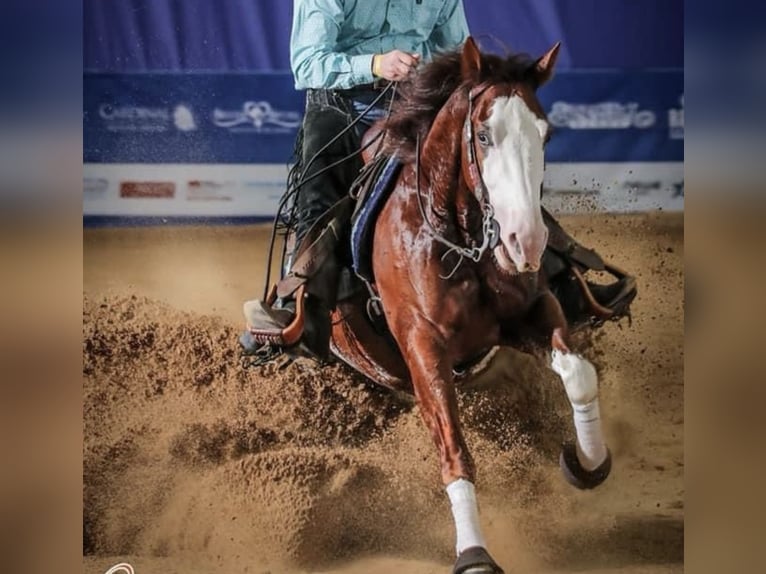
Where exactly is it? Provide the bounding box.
[382,0,400,53]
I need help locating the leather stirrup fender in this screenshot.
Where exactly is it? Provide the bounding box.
[277,220,341,299]
[276,196,353,300]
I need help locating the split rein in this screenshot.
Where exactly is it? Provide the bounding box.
[414,82,500,279]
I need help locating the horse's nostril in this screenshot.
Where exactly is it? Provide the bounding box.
[509,233,522,255]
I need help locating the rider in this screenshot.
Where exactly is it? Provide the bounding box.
[242,0,636,360]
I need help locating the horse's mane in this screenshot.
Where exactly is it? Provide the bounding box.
[383,48,538,160]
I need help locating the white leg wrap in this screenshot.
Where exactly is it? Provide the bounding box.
[572,398,608,470]
[551,350,608,471]
[446,478,487,555]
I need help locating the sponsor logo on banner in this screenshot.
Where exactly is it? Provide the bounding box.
[173,105,197,131]
[84,177,109,198]
[242,180,287,201]
[622,180,662,195]
[120,181,176,198]
[621,180,684,199]
[621,178,683,200]
[213,101,301,133]
[549,101,656,129]
[186,180,234,201]
[668,95,684,140]
[99,104,197,133]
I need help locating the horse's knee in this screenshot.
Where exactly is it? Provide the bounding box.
[409,367,475,485]
[551,349,598,405]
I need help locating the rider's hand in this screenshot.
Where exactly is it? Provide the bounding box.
[372,50,421,82]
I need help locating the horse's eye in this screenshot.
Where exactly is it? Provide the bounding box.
[477,131,491,147]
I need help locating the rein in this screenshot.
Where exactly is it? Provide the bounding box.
[415,82,500,279]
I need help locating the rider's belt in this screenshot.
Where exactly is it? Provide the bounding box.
[335,79,389,97]
[306,82,390,108]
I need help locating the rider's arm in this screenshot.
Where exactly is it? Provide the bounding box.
[290,0,375,90]
[426,0,469,55]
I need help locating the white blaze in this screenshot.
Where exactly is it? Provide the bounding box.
[482,95,548,272]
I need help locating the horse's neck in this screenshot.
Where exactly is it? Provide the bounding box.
[420,95,481,242]
[411,93,535,307]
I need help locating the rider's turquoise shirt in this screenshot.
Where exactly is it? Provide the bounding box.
[290,0,469,90]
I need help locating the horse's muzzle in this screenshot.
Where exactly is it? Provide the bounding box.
[502,225,547,273]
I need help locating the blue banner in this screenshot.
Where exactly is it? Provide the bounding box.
[83,2,683,222]
[83,73,304,164]
[84,70,683,165]
[540,70,683,163]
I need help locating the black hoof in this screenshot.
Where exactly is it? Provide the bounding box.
[559,443,612,490]
[453,546,504,574]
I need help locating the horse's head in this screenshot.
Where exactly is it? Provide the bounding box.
[460,37,560,274]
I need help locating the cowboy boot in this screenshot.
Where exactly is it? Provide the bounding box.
[242,248,340,361]
[542,208,637,329]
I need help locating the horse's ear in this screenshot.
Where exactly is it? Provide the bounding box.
[534,42,561,87]
[461,36,482,81]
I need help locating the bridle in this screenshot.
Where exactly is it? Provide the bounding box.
[415,81,501,278]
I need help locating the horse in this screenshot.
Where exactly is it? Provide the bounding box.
[242,35,616,572]
[317,37,614,574]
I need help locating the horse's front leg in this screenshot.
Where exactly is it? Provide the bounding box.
[402,323,504,574]
[534,292,612,489]
[551,345,612,488]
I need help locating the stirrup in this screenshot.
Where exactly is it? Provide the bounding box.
[244,284,306,347]
[571,262,637,327]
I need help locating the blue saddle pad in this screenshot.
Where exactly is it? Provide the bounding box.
[350,156,403,282]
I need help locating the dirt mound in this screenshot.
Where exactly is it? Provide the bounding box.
[84,294,572,570]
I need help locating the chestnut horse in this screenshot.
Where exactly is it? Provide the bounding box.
[327,38,613,573]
